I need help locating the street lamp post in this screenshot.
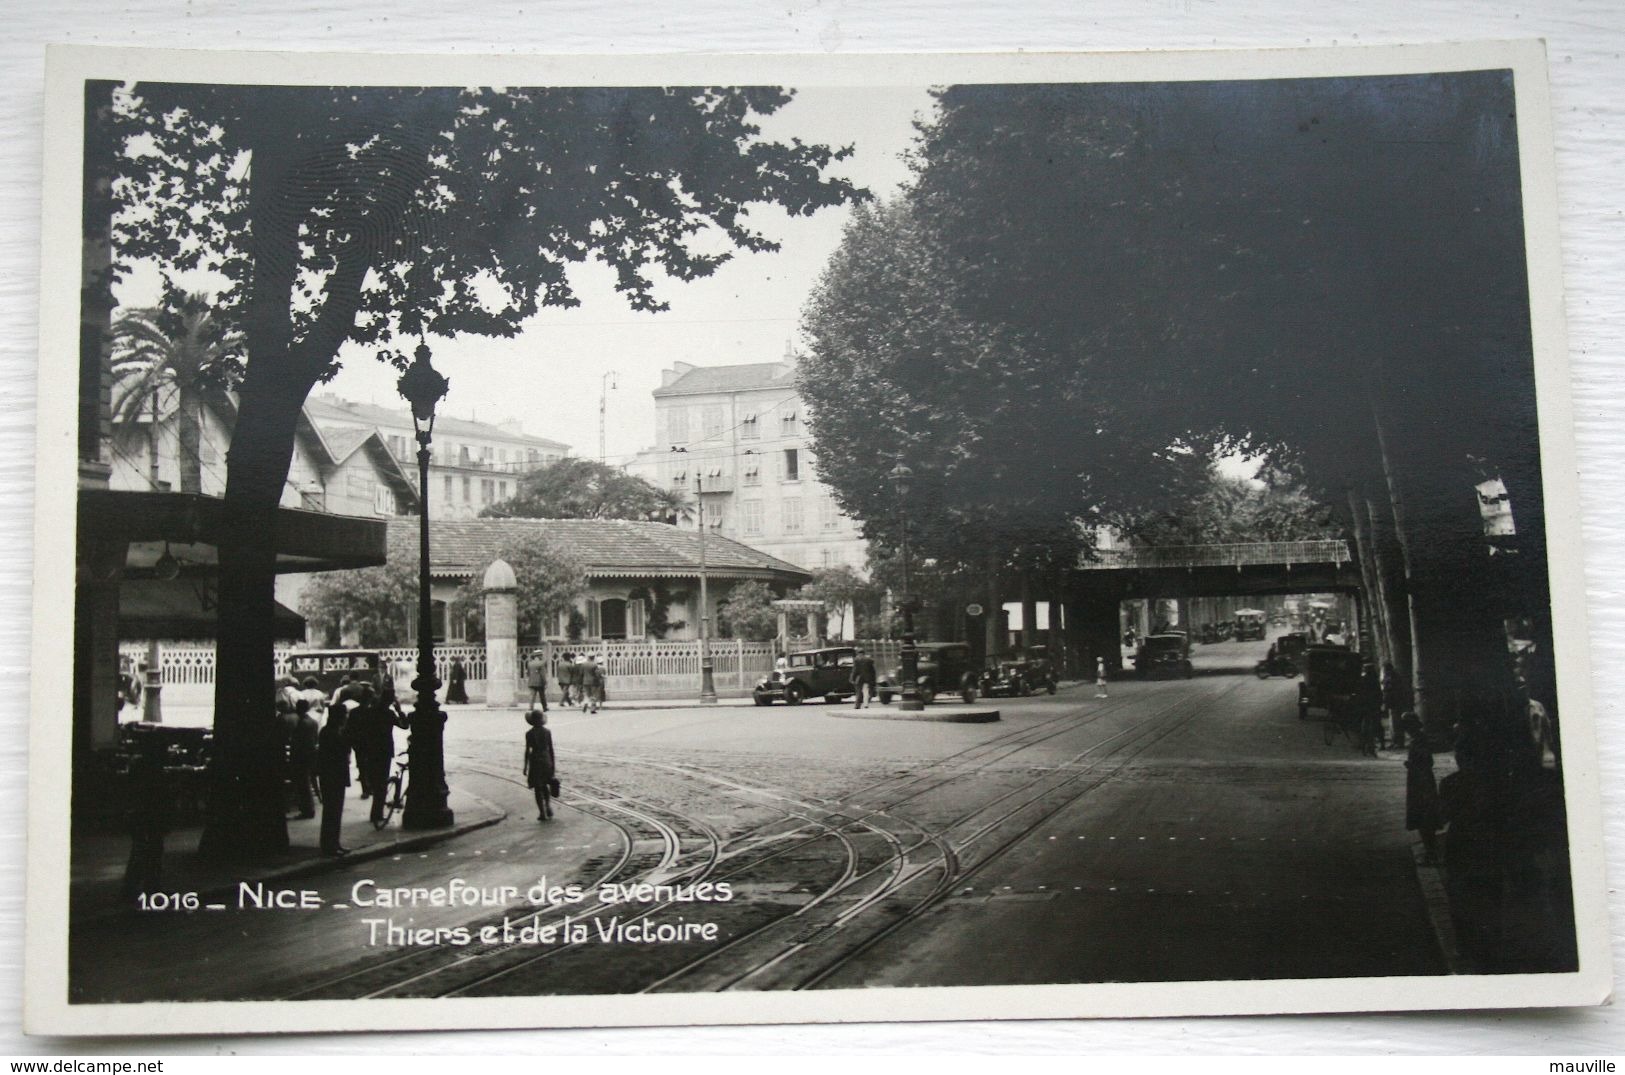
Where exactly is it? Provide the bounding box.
[672,447,717,703]
[397,339,454,830]
[890,463,924,711]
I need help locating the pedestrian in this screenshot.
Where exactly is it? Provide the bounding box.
[120,735,169,905]
[341,680,378,798]
[317,704,352,856]
[1401,714,1441,864]
[526,650,549,710]
[579,654,603,714]
[361,679,407,825]
[1382,661,1411,749]
[1356,665,1384,757]
[299,676,327,724]
[522,709,557,821]
[287,697,320,820]
[851,646,877,709]
[557,651,576,707]
[446,656,470,705]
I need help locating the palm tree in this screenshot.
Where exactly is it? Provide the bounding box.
[109,290,245,494]
[651,484,696,527]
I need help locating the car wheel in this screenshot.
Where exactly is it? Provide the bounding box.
[752,692,771,707]
[1298,702,1309,720]
[1183,663,1193,679]
[784,682,805,706]
[878,692,893,705]
[961,685,978,704]
[917,680,937,705]
[1047,680,1057,695]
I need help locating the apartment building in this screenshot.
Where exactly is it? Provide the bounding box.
[625,356,869,575]
[304,394,571,520]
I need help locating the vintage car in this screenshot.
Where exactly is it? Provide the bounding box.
[980,647,1058,697]
[1297,645,1366,720]
[753,646,858,706]
[1234,609,1268,641]
[1134,632,1193,679]
[877,642,982,705]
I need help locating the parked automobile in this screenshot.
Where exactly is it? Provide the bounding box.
[980,648,1058,697]
[1275,632,1309,664]
[1297,645,1365,720]
[877,642,981,704]
[1134,633,1193,679]
[753,646,857,706]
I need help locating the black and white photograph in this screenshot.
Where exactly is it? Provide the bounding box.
[25,42,1610,1036]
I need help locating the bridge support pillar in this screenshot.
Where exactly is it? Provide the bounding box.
[1070,588,1124,678]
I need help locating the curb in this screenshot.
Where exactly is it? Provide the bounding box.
[830,707,1001,724]
[74,791,509,927]
[1411,842,1469,974]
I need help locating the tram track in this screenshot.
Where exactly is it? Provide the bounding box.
[286,676,1238,999]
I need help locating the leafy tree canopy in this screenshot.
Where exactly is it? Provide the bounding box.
[452,532,588,644]
[300,557,418,648]
[484,457,676,521]
[716,579,779,643]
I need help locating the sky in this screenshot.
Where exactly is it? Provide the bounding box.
[116,85,937,467]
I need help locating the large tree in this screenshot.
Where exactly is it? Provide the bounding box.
[101,81,864,857]
[802,74,1547,735]
[483,457,672,522]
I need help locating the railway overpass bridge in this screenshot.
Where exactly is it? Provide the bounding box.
[1067,539,1364,673]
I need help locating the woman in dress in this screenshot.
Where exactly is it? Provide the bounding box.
[522,709,556,821]
[445,657,470,705]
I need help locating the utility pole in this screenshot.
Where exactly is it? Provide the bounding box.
[672,446,717,703]
[599,370,617,464]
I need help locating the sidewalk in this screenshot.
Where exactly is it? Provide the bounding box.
[457,679,1091,715]
[71,784,505,926]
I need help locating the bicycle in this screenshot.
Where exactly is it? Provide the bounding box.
[372,751,408,829]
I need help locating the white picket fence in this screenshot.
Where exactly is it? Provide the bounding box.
[121,639,780,703]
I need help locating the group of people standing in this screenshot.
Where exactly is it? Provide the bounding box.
[526,650,606,713]
[277,671,408,857]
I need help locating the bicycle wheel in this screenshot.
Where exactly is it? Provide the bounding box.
[373,772,403,829]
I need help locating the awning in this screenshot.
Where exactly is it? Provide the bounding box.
[118,578,306,642]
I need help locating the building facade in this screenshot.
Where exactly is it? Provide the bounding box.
[625,356,869,575]
[304,394,571,521]
[374,517,810,646]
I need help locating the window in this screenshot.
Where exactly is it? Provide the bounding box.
[740,413,759,440]
[742,456,761,486]
[782,497,803,533]
[667,406,689,445]
[777,448,800,482]
[781,410,799,436]
[741,500,764,536]
[459,445,472,466]
[443,475,453,504]
[481,479,494,503]
[702,405,724,441]
[821,548,834,567]
[462,476,472,503]
[499,481,509,500]
[628,598,647,639]
[820,498,840,530]
[671,467,688,488]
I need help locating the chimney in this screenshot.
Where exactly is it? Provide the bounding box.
[660,361,696,388]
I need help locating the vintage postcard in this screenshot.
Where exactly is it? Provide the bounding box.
[27,41,1611,1036]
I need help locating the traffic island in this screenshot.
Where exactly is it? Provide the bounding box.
[832,706,1001,724]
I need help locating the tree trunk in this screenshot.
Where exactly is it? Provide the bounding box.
[178,388,204,495]
[198,99,330,860]
[196,384,305,860]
